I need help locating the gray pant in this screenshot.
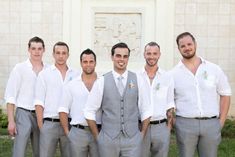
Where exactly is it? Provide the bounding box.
[142,122,170,157]
[68,126,99,157]
[13,107,39,157]
[97,130,143,157]
[175,116,221,157]
[39,120,70,157]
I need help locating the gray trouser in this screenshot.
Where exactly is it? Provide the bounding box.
[142,122,170,157]
[97,130,143,157]
[175,116,221,157]
[13,107,39,157]
[39,120,70,157]
[68,126,99,157]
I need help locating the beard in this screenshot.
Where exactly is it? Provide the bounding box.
[181,51,196,59]
[146,59,158,67]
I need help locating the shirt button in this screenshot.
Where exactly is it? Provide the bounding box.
[121,99,124,102]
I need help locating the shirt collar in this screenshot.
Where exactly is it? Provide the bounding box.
[141,66,164,75]
[112,70,128,79]
[51,64,72,71]
[26,59,33,68]
[176,56,207,68]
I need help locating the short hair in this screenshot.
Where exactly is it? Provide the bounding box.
[144,42,160,51]
[28,36,45,48]
[176,32,196,47]
[80,48,96,62]
[111,42,130,56]
[53,42,69,53]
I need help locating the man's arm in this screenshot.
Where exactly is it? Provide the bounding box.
[137,74,151,137]
[140,117,150,136]
[59,112,69,135]
[166,108,174,129]
[35,105,44,129]
[7,103,17,136]
[84,77,104,139]
[219,95,230,128]
[86,119,99,139]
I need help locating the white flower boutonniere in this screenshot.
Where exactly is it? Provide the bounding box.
[155,83,160,91]
[129,80,135,89]
[203,71,208,80]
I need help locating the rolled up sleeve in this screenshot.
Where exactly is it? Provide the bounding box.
[84,77,104,121]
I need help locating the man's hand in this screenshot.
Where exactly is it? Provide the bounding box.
[8,121,17,136]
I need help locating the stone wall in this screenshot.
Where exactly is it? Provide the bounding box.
[0,0,64,105]
[0,0,234,116]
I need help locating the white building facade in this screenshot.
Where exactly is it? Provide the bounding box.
[0,0,234,116]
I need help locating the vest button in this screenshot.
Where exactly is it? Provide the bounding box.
[121,99,124,102]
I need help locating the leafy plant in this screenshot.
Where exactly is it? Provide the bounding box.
[0,108,8,128]
[221,119,235,138]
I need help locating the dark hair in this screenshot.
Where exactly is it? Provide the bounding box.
[53,41,69,53]
[28,36,45,48]
[80,48,96,62]
[144,42,160,51]
[111,42,130,56]
[176,32,196,47]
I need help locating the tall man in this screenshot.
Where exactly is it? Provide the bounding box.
[139,42,174,157]
[59,49,101,157]
[5,36,46,157]
[84,42,151,157]
[34,42,77,157]
[172,32,231,157]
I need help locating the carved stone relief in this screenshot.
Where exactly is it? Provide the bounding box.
[94,13,142,61]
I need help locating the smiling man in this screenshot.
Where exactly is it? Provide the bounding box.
[34,42,78,157]
[84,42,152,157]
[59,49,101,157]
[139,42,174,157]
[172,32,232,157]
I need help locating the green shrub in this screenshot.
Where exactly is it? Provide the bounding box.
[221,119,235,138]
[0,108,8,128]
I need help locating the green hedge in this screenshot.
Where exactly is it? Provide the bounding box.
[0,108,8,128]
[222,119,235,138]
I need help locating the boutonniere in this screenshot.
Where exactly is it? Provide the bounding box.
[155,83,160,91]
[129,80,135,88]
[203,71,208,80]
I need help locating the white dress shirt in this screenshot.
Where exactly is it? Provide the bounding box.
[34,64,78,118]
[138,68,175,121]
[84,70,152,122]
[58,74,101,126]
[4,59,48,110]
[172,57,232,118]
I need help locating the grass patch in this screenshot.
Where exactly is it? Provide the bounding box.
[0,119,235,156]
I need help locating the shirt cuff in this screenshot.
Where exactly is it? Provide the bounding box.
[34,99,44,108]
[84,111,96,121]
[140,111,152,121]
[167,102,175,110]
[58,107,69,113]
[5,97,16,104]
[219,89,232,96]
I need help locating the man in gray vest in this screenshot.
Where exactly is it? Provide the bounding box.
[84,42,151,157]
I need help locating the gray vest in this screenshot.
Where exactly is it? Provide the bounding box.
[101,71,139,139]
